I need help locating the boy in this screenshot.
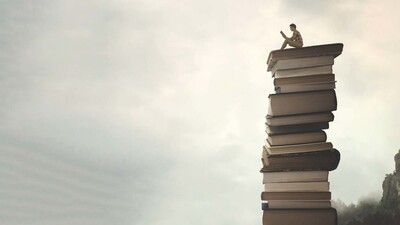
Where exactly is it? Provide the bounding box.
[280,23,303,49]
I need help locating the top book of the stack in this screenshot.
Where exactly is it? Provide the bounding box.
[266,43,344,72]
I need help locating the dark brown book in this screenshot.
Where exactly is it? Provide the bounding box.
[271,56,334,74]
[260,149,341,172]
[268,90,337,117]
[266,112,334,126]
[264,200,331,209]
[261,191,331,201]
[275,81,336,93]
[266,43,344,71]
[274,74,335,86]
[262,208,338,225]
[267,131,327,146]
[274,65,332,78]
[265,122,329,135]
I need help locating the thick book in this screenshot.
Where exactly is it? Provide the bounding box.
[267,131,327,146]
[262,170,328,183]
[262,208,338,225]
[267,90,337,116]
[260,149,341,172]
[273,74,335,86]
[266,43,344,71]
[271,56,334,73]
[265,122,329,135]
[264,181,329,192]
[275,81,336,93]
[261,191,331,201]
[264,141,333,155]
[263,200,331,209]
[266,112,334,126]
[274,65,333,78]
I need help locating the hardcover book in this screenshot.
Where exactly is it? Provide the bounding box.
[264,141,333,155]
[267,131,327,146]
[266,112,334,126]
[266,43,344,71]
[262,208,338,225]
[274,65,333,78]
[261,191,331,201]
[260,149,341,172]
[264,181,330,192]
[267,90,337,116]
[262,170,328,183]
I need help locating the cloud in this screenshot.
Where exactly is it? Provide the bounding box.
[1,0,400,224]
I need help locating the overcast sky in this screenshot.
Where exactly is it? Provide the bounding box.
[1,0,400,224]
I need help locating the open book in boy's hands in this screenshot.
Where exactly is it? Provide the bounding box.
[280,31,287,38]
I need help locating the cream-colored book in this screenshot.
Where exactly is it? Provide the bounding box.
[264,182,330,192]
[275,81,336,94]
[262,170,329,183]
[264,141,333,155]
[271,56,334,73]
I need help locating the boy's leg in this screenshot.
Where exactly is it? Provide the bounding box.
[288,40,303,48]
[281,40,288,49]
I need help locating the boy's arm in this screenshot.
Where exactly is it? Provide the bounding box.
[290,31,298,41]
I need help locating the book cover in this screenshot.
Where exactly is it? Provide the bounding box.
[261,149,341,172]
[261,191,331,201]
[262,208,338,225]
[268,90,337,116]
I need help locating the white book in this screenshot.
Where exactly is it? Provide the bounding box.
[264,141,333,155]
[262,170,329,183]
[265,200,331,209]
[275,81,336,94]
[273,65,333,78]
[266,112,335,126]
[271,56,334,73]
[264,182,330,192]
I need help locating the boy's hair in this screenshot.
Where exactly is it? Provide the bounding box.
[289,23,296,28]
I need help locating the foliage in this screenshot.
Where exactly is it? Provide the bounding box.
[336,197,399,225]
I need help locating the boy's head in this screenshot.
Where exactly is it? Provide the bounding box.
[289,23,296,31]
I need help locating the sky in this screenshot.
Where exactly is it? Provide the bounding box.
[1,0,400,224]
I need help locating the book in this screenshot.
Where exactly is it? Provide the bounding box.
[260,149,341,172]
[263,200,331,209]
[271,55,334,73]
[275,81,336,93]
[267,131,327,146]
[265,122,329,135]
[267,90,337,116]
[264,141,333,155]
[264,181,329,192]
[273,74,335,86]
[266,43,344,71]
[262,208,338,225]
[262,170,328,183]
[261,191,331,201]
[266,112,334,126]
[274,65,333,78]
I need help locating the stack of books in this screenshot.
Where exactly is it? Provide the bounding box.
[261,43,344,225]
